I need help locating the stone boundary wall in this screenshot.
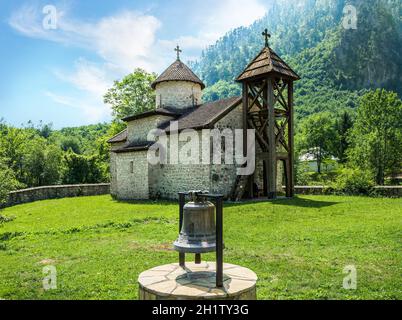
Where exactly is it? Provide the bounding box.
[4,184,110,208]
[294,186,326,195]
[295,186,402,197]
[3,184,400,208]
[371,186,402,197]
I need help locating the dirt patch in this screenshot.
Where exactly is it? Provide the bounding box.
[128,241,174,252]
[39,259,57,265]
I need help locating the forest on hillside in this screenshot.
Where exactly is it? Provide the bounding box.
[1,0,401,202]
[191,0,402,117]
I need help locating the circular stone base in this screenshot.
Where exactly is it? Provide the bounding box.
[138,262,257,300]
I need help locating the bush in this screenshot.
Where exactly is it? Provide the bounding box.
[295,161,314,185]
[296,161,338,186]
[329,167,374,195]
[0,162,22,207]
[62,151,106,184]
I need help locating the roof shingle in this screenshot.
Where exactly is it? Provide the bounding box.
[163,96,242,132]
[236,47,300,81]
[121,107,182,122]
[107,130,127,143]
[110,96,242,151]
[151,59,205,89]
[113,141,153,153]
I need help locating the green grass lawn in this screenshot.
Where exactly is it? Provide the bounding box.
[0,195,401,300]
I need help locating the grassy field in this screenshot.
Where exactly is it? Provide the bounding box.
[0,195,401,300]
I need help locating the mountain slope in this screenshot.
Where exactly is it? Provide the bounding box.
[190,0,402,117]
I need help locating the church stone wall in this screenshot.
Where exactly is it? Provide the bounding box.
[209,103,243,198]
[148,103,245,200]
[127,115,174,144]
[148,132,210,200]
[112,103,252,201]
[115,151,149,199]
[150,163,211,200]
[155,81,202,109]
[110,142,125,197]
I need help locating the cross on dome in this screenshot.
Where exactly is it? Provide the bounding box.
[175,45,182,60]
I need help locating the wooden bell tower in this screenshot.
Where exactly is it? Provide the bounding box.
[235,30,300,199]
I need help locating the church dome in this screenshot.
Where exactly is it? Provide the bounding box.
[151,59,205,90]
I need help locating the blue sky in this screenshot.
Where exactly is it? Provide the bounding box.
[0,0,271,128]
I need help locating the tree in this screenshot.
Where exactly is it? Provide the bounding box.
[335,111,354,163]
[104,69,157,120]
[22,138,63,187]
[296,112,338,174]
[62,151,104,184]
[0,159,22,207]
[38,122,53,139]
[0,127,29,182]
[60,136,82,154]
[348,89,402,185]
[96,121,126,163]
[202,80,241,102]
[25,120,53,139]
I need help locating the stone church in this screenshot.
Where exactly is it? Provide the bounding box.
[108,38,299,200]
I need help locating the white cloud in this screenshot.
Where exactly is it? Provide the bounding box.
[53,59,110,97]
[202,0,267,40]
[9,1,268,124]
[10,5,163,122]
[44,91,110,123]
[9,1,267,69]
[51,59,113,123]
[94,12,161,72]
[163,0,267,54]
[9,6,162,72]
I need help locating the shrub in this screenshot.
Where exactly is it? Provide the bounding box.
[62,151,105,184]
[295,161,314,185]
[329,167,374,195]
[296,161,338,186]
[0,162,22,207]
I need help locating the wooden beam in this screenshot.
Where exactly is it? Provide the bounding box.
[287,81,295,197]
[242,82,248,158]
[248,80,267,111]
[242,82,253,199]
[248,119,269,151]
[273,81,288,110]
[266,78,277,199]
[275,118,289,152]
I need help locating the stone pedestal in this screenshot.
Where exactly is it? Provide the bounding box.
[138,262,257,300]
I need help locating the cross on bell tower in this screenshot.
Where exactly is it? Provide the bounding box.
[262,29,271,47]
[175,45,182,60]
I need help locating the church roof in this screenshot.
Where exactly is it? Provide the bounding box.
[236,46,300,82]
[107,130,127,144]
[113,141,154,153]
[151,59,205,89]
[121,107,182,122]
[110,96,242,151]
[163,96,242,132]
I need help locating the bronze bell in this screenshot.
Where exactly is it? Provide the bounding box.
[173,191,216,254]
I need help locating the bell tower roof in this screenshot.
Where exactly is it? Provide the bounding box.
[236,31,300,82]
[151,46,205,89]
